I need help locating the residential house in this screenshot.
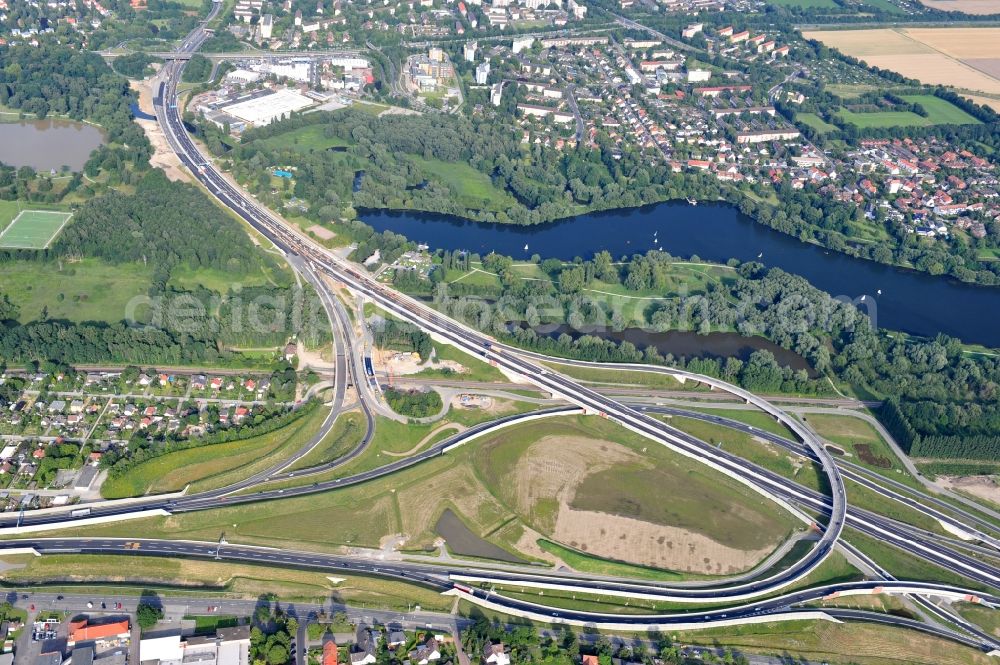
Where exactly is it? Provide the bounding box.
[483,641,510,665]
[408,636,440,665]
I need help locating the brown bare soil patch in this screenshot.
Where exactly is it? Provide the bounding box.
[130,79,191,183]
[510,435,781,574]
[937,475,1000,505]
[551,508,772,575]
[308,224,336,240]
[855,443,892,469]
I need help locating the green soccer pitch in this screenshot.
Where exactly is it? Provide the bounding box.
[0,209,74,249]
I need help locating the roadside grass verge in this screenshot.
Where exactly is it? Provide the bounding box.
[0,553,450,610]
[665,415,824,493]
[100,405,329,498]
[539,363,688,389]
[287,410,366,471]
[846,529,991,592]
[674,618,992,665]
[801,412,913,481]
[537,539,686,581]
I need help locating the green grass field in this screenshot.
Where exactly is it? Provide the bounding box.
[796,112,839,134]
[407,156,519,213]
[802,412,913,481]
[837,95,980,128]
[256,125,353,152]
[24,415,798,573]
[100,405,329,498]
[0,258,155,324]
[767,0,839,8]
[0,209,73,249]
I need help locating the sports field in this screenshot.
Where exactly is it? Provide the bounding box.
[0,209,73,249]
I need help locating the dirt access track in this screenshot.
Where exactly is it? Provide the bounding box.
[131,74,192,183]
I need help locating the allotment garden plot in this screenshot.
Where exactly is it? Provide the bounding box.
[0,209,73,249]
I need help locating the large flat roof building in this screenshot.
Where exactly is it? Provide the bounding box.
[220,88,315,127]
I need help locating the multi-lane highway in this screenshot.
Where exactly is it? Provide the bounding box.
[146,21,854,606]
[4,5,1000,652]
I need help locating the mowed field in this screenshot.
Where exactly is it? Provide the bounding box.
[836,95,981,127]
[804,28,1000,105]
[0,209,73,249]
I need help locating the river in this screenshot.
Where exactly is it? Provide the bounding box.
[0,119,105,172]
[361,203,1000,348]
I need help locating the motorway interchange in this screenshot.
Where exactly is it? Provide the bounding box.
[6,3,1000,655]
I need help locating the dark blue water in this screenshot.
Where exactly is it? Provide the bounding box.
[130,103,156,121]
[360,202,1000,348]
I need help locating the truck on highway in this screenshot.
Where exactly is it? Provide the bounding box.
[70,508,91,518]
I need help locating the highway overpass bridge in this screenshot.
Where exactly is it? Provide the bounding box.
[96,48,365,61]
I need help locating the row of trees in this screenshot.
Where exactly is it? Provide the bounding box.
[461,611,748,665]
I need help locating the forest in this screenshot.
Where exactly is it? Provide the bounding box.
[48,171,266,285]
[228,109,709,226]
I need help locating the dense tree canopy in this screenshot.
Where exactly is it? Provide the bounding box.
[0,43,151,170]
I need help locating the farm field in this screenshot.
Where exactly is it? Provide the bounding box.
[8,415,798,577]
[767,0,839,7]
[918,0,1000,12]
[804,28,1000,95]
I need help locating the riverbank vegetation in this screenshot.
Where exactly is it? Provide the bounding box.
[0,43,151,186]
[384,248,1000,458]
[210,83,1000,287]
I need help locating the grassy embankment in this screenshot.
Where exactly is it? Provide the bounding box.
[0,553,450,611]
[100,404,330,498]
[13,416,799,578]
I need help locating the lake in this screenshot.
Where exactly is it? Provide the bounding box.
[0,119,105,172]
[361,203,1000,348]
